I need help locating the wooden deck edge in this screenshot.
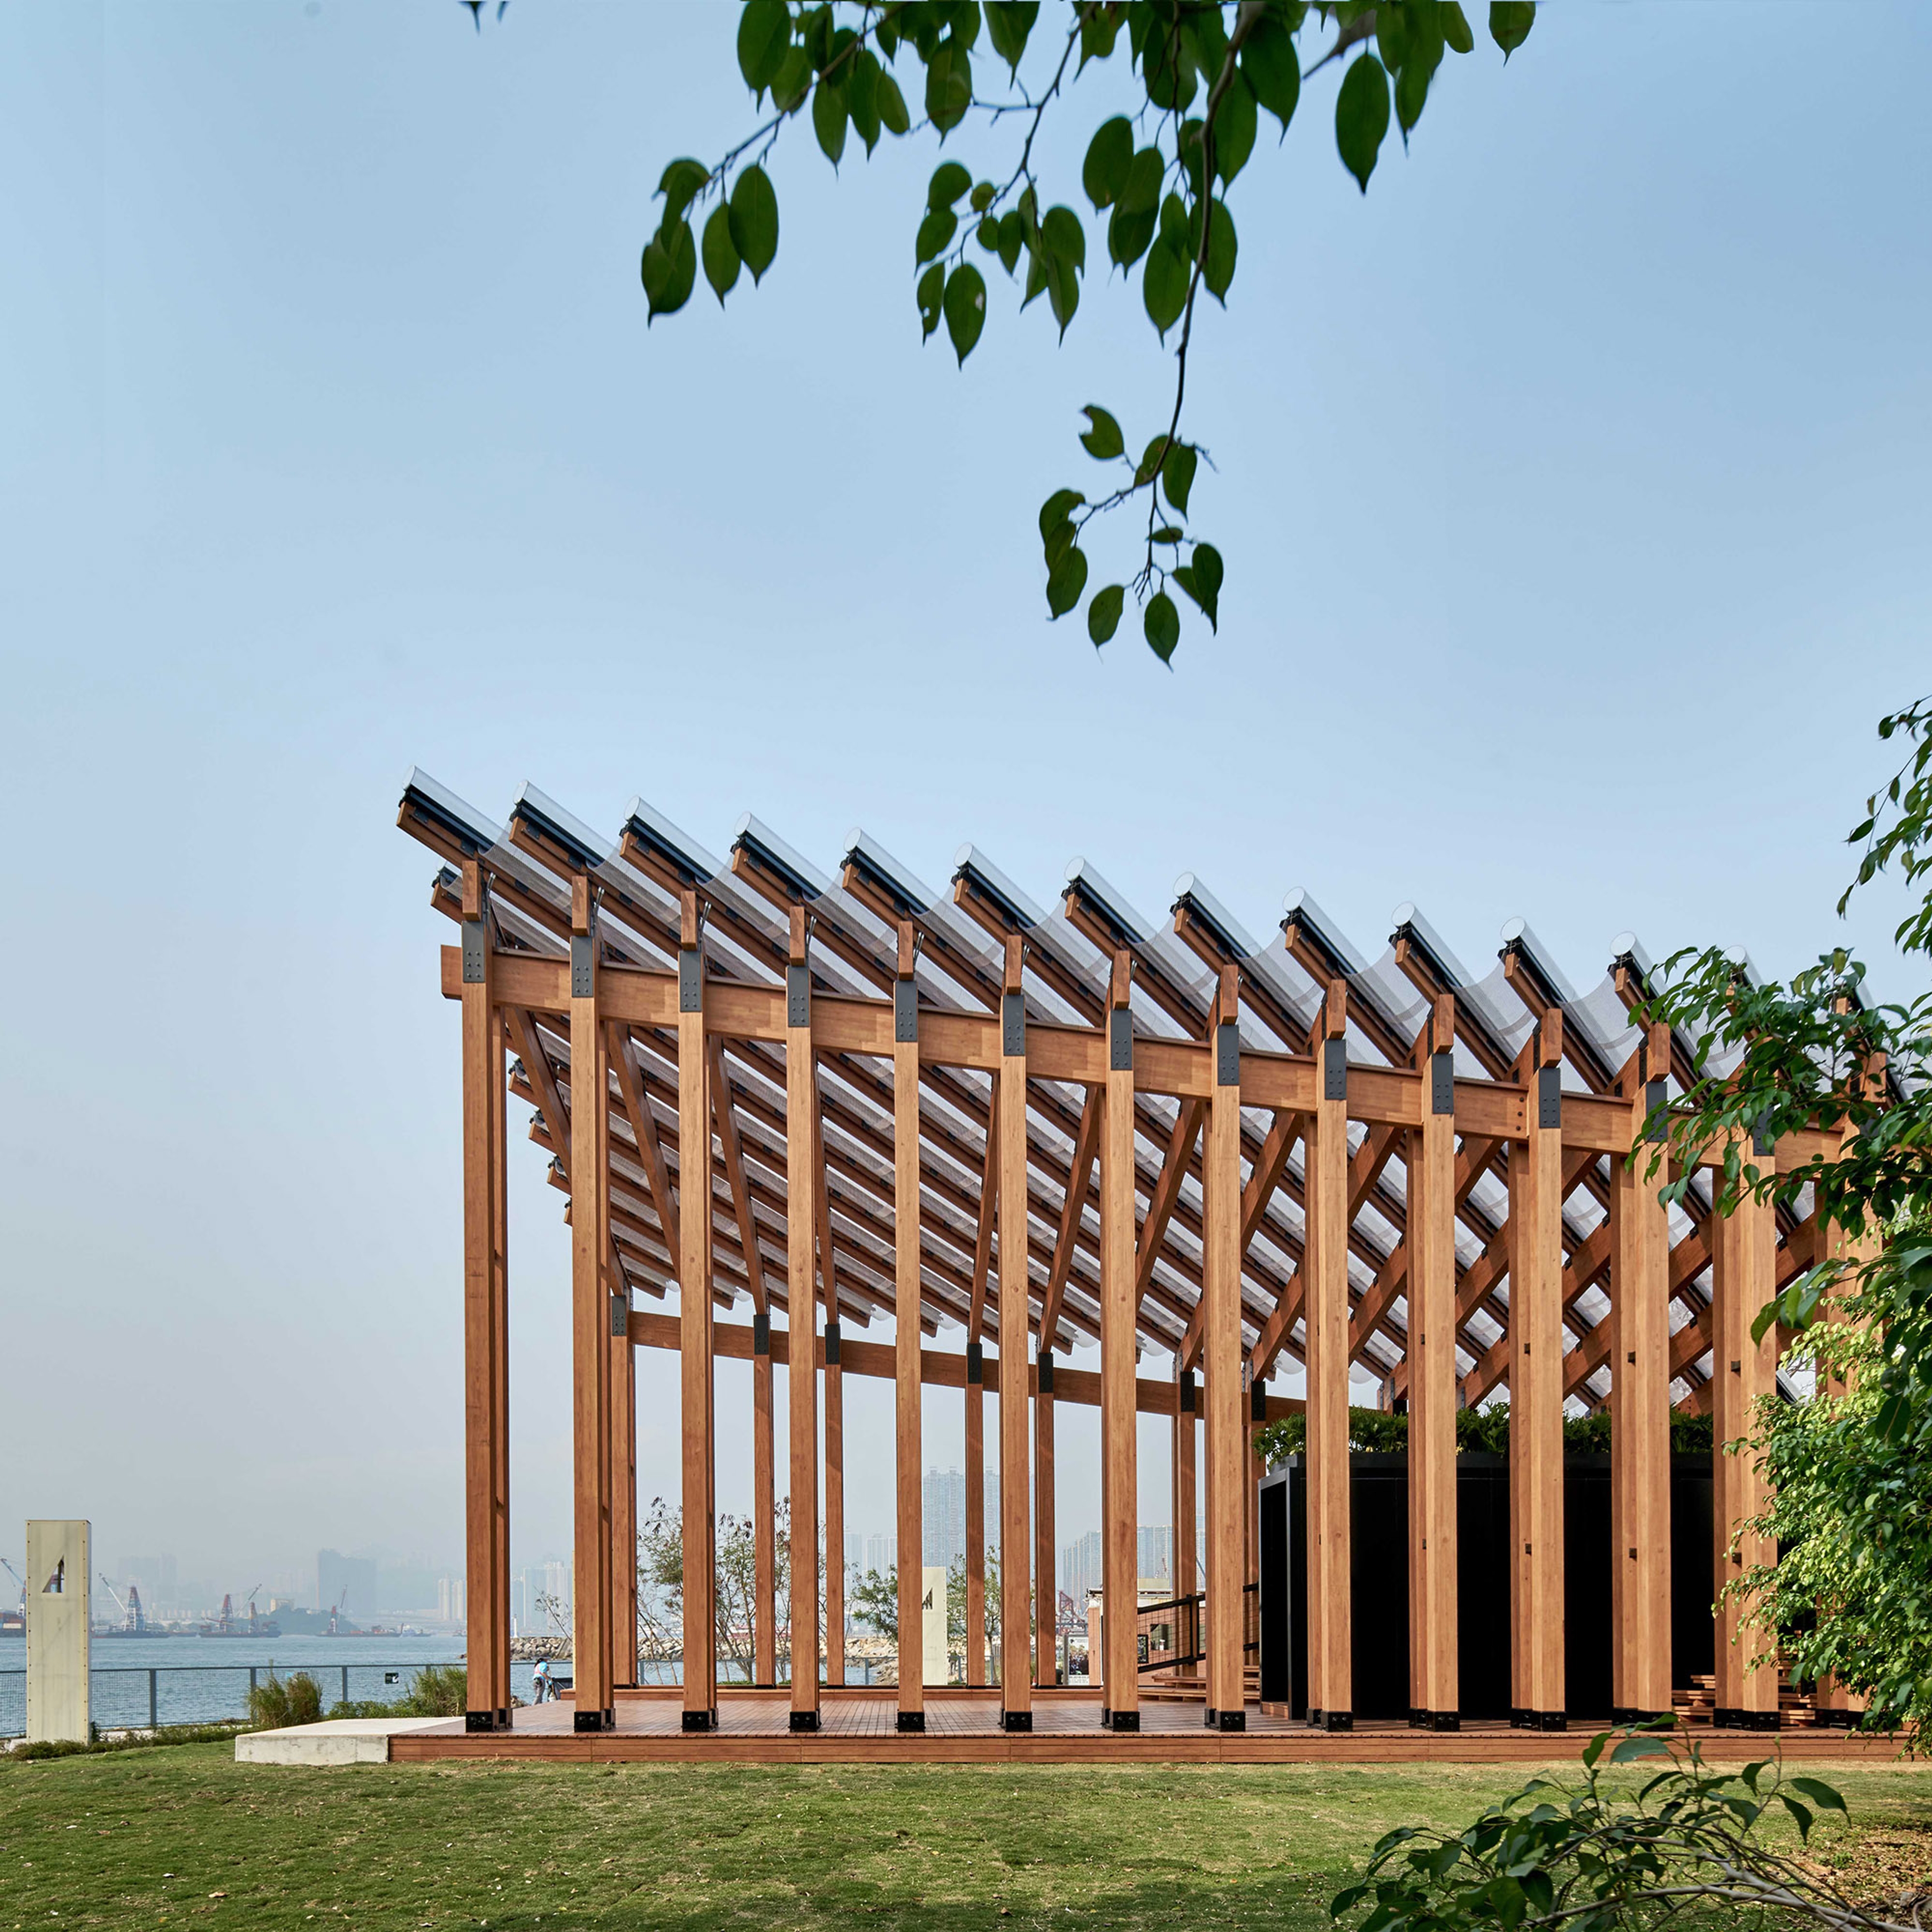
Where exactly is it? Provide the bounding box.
[388,1731,1910,1769]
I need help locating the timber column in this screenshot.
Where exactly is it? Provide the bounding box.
[893,923,925,1726]
[459,860,510,1732]
[1407,994,1458,1729]
[1100,951,1140,1730]
[1304,979,1352,1730]
[570,873,615,1731]
[677,890,716,1730]
[1509,1007,1566,1731]
[786,906,822,1729]
[997,935,1033,1730]
[1609,1022,1671,1722]
[1711,1129,1780,1729]
[1203,965,1246,1730]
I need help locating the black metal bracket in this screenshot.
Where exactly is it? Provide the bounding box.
[1001,1710,1032,1732]
[896,1711,925,1733]
[752,1310,770,1356]
[609,1287,628,1338]
[464,1709,498,1733]
[788,1710,820,1732]
[894,978,918,1043]
[1323,1037,1348,1103]
[1250,1381,1267,1421]
[1431,1051,1454,1116]
[1107,1709,1141,1733]
[1322,1709,1353,1733]
[577,1709,614,1734]
[824,1320,841,1365]
[1001,990,1025,1059]
[1645,1077,1668,1141]
[1109,1006,1133,1072]
[462,919,488,985]
[1218,1709,1248,1733]
[787,961,811,1030]
[1178,1370,1196,1414]
[1036,1351,1055,1393]
[679,947,702,1013]
[966,1340,983,1384]
[571,932,596,1001]
[1216,1020,1240,1088]
[1537,1064,1562,1131]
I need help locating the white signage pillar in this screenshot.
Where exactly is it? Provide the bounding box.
[26,1520,90,1744]
[920,1566,948,1687]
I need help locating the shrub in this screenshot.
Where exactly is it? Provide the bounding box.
[396,1664,467,1717]
[246,1670,323,1730]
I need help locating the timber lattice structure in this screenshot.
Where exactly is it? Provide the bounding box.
[397,770,1871,1761]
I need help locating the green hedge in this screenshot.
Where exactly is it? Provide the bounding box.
[1254,1404,1714,1467]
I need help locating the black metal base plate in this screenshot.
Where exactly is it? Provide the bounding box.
[1321,1710,1353,1733]
[1611,1708,1673,1727]
[1509,1709,1567,1732]
[680,1710,715,1734]
[1812,1708,1859,1729]
[576,1709,615,1734]
[1001,1710,1032,1733]
[1712,1708,1780,1731]
[1408,1709,1460,1731]
[1107,1710,1141,1733]
[1217,1709,1247,1733]
[464,1710,498,1734]
[788,1711,820,1733]
[896,1711,925,1733]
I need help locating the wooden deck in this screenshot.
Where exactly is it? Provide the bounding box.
[390,1690,1909,1766]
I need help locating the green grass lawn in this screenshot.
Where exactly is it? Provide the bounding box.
[7,1742,1932,1931]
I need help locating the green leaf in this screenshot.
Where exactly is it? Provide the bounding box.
[1608,1735,1670,1763]
[848,51,882,152]
[1490,1,1535,56]
[916,262,944,340]
[1396,57,1430,137]
[970,180,995,213]
[983,1,1038,73]
[1151,525,1184,545]
[812,80,847,166]
[1203,199,1236,301]
[1161,442,1197,515]
[1241,18,1301,129]
[1158,192,1190,250]
[1376,6,1410,75]
[1079,6,1119,66]
[1215,70,1257,181]
[1087,583,1125,645]
[771,44,813,114]
[1143,237,1188,338]
[640,218,696,321]
[1120,145,1164,216]
[657,157,709,230]
[1080,406,1124,461]
[1144,592,1180,662]
[1789,1777,1848,1815]
[1443,2,1476,53]
[1082,116,1135,210]
[1187,543,1222,629]
[1042,518,1078,569]
[1046,543,1088,618]
[701,204,740,304]
[1335,53,1391,192]
[915,206,958,263]
[728,165,779,283]
[737,0,790,95]
[1038,488,1084,537]
[1108,206,1156,269]
[1041,205,1086,275]
[877,71,911,135]
[942,263,987,364]
[926,35,973,135]
[995,210,1025,274]
[1135,436,1170,486]
[928,161,972,209]
[1044,253,1079,336]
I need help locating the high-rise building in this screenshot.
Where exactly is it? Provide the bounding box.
[844,1532,864,1576]
[1136,1525,1173,1583]
[438,1576,467,1627]
[861,1532,897,1575]
[1058,1530,1103,1603]
[922,1467,964,1568]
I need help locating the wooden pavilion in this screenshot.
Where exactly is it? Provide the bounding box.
[395,771,1865,1760]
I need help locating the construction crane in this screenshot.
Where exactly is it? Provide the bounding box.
[0,1555,24,1615]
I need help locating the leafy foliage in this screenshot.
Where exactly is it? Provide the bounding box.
[1330,1727,1882,1932]
[851,1552,1005,1656]
[245,1670,323,1730]
[1252,1404,1713,1467]
[637,1493,800,1678]
[612,0,1538,662]
[1632,699,1932,1737]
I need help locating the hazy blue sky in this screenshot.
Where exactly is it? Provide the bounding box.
[4,4,1926,1605]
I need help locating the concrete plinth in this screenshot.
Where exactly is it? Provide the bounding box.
[235,1717,458,1766]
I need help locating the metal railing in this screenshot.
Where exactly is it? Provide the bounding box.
[0,1660,465,1739]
